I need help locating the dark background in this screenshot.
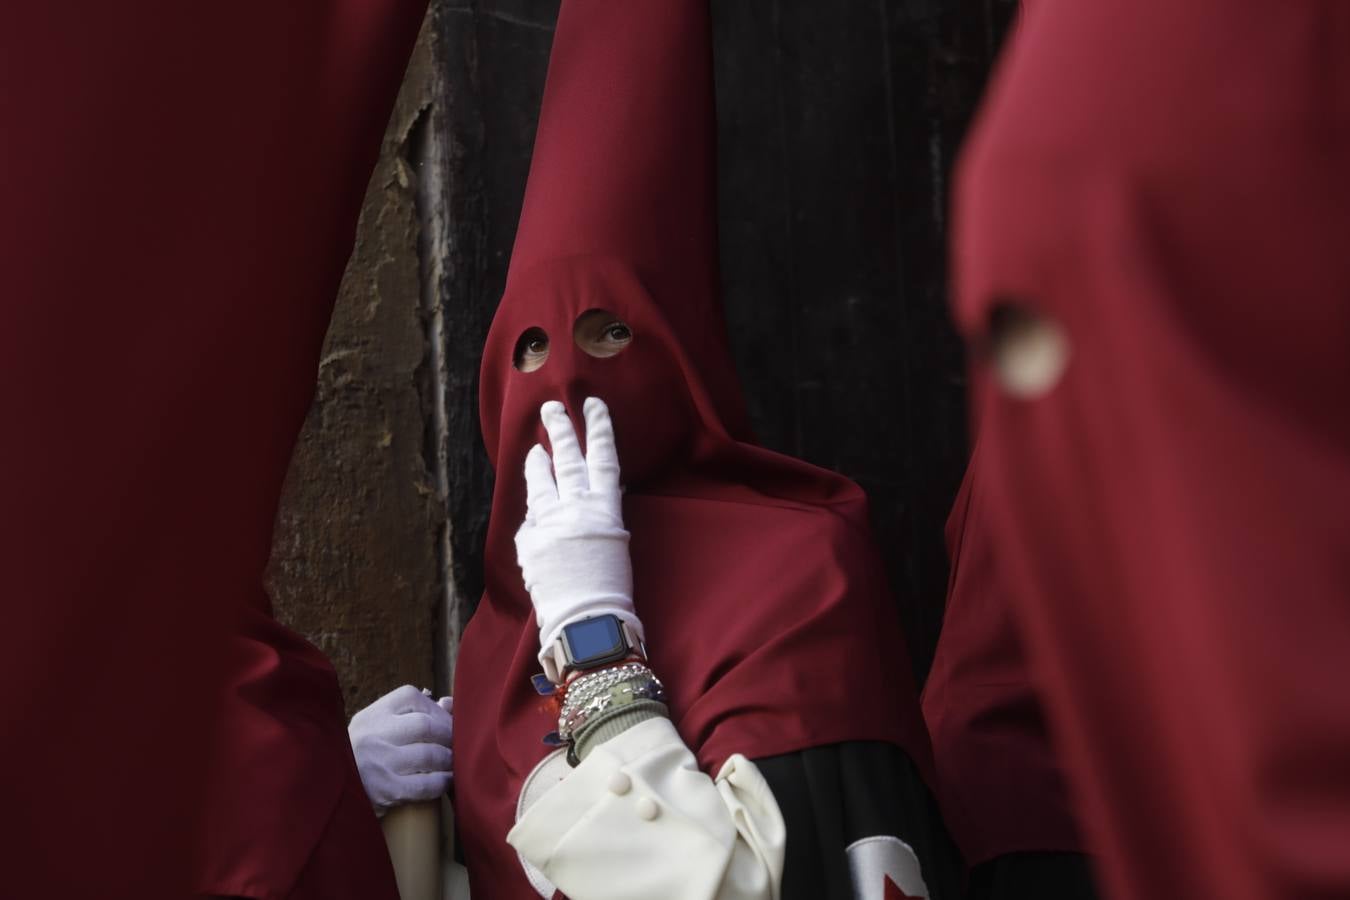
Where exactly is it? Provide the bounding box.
[272,0,1017,706]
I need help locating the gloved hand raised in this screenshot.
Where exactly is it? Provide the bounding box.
[516,398,643,668]
[348,685,454,816]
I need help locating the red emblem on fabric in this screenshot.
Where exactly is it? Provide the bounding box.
[884,875,921,900]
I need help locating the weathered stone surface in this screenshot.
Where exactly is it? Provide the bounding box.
[268,19,444,714]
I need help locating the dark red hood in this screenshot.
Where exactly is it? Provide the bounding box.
[455,2,933,898]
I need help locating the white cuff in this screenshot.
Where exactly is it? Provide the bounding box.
[507,718,784,900]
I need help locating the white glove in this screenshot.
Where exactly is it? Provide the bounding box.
[348,685,454,816]
[515,397,643,668]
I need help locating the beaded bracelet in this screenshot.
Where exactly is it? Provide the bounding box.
[557,662,667,744]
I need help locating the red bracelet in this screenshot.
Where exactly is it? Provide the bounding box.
[539,653,649,716]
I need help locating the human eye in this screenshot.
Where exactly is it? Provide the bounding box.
[573,309,633,359]
[513,327,550,372]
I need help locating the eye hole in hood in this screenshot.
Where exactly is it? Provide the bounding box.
[513,327,551,373]
[574,309,633,359]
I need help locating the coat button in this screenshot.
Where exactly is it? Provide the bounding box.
[635,796,659,821]
[608,772,632,795]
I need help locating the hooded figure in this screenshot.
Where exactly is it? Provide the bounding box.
[950,1,1350,898]
[452,1,953,898]
[4,1,428,896]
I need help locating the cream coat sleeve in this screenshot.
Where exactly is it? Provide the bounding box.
[506,716,786,900]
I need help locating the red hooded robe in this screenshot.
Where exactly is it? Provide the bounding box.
[2,3,426,896]
[951,2,1350,898]
[452,2,934,897]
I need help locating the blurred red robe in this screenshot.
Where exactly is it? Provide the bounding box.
[2,3,426,896]
[951,2,1350,897]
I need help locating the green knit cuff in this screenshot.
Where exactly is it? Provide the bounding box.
[573,699,669,763]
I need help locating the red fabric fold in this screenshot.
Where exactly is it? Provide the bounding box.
[922,440,1083,865]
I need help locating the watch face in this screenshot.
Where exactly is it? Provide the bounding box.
[564,616,625,664]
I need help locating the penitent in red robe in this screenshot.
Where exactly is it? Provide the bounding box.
[950,2,1350,898]
[2,3,426,896]
[453,1,945,898]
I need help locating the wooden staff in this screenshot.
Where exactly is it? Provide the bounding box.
[382,801,441,900]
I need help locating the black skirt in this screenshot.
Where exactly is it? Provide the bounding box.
[966,852,1100,900]
[753,742,963,900]
[756,742,1101,899]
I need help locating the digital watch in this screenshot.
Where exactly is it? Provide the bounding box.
[541,613,646,685]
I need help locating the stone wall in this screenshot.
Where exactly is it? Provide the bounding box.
[268,20,447,713]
